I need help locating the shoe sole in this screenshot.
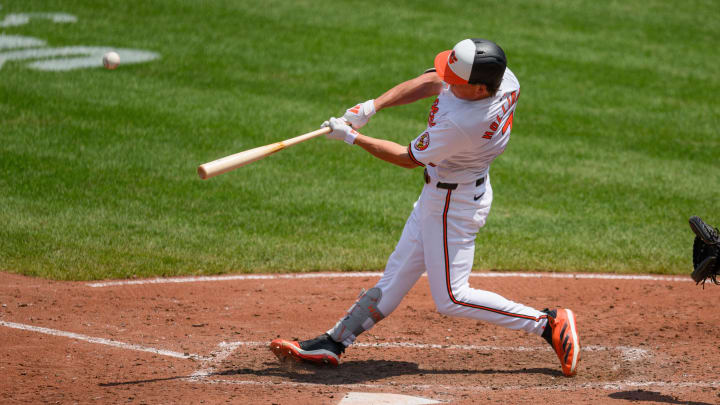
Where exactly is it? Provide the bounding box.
[269,339,340,367]
[564,309,580,376]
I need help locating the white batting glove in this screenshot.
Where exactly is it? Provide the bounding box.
[342,99,376,129]
[321,117,358,145]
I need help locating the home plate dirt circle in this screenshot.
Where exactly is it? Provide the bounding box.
[1,271,719,404]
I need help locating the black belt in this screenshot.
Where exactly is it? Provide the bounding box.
[424,168,485,189]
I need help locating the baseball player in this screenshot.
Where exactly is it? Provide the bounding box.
[270,39,581,377]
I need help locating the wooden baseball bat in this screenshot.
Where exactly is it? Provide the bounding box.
[197,126,332,180]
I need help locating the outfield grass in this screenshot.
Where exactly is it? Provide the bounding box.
[1,0,718,280]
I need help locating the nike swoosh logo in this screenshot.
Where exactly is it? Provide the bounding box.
[474,193,484,201]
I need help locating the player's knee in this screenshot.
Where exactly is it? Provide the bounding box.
[431,286,470,316]
[432,295,459,316]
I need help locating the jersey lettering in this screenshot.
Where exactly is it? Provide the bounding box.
[482,89,520,140]
[502,112,514,135]
[428,98,439,127]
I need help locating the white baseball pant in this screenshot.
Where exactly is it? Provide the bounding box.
[343,176,548,345]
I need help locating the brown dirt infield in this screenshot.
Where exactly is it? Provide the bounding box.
[1,271,719,404]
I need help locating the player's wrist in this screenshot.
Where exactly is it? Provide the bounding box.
[344,129,358,145]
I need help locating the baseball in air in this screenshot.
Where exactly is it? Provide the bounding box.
[102,51,120,70]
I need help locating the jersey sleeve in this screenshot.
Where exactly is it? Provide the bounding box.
[407,119,471,167]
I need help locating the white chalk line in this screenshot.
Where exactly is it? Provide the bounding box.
[190,341,248,380]
[86,272,691,288]
[0,320,206,361]
[360,343,651,364]
[185,340,651,358]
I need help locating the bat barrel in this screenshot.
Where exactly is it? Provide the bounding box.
[197,142,284,180]
[197,127,331,180]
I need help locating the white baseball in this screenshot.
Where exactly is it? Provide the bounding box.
[103,51,120,70]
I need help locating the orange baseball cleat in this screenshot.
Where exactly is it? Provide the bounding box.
[542,308,581,377]
[270,334,345,367]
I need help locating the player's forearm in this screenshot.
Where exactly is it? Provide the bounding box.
[374,72,443,112]
[353,134,418,169]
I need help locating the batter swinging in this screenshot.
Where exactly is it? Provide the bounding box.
[270,38,581,377]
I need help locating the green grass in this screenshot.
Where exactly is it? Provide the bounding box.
[1,0,718,280]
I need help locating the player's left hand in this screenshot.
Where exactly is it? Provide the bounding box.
[342,100,376,129]
[321,117,358,145]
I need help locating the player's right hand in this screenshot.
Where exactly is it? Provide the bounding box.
[322,117,358,145]
[342,99,376,129]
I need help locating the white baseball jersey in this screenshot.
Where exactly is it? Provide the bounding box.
[408,68,520,184]
[329,68,550,347]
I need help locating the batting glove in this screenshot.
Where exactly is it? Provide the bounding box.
[321,117,358,145]
[342,99,376,129]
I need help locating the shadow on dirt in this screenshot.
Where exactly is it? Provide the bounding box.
[217,359,562,384]
[608,390,714,405]
[99,360,561,387]
[99,375,192,387]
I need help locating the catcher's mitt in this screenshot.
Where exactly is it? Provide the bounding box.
[689,216,720,287]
